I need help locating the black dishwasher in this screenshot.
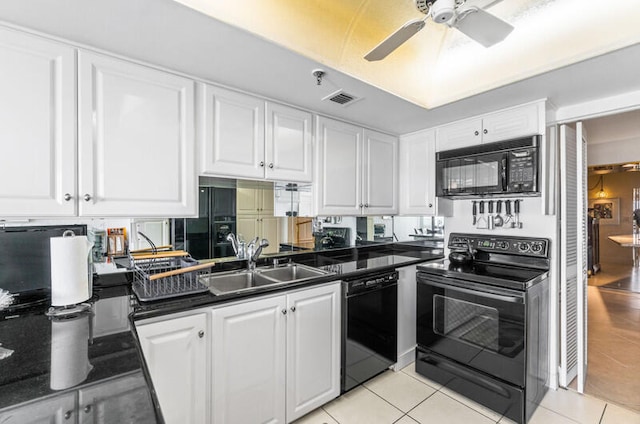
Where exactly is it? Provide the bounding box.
[341,270,398,393]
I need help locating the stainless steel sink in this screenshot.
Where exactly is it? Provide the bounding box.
[257,263,328,282]
[201,263,332,295]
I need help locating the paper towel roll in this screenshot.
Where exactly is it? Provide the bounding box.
[50,232,93,307]
[50,314,93,390]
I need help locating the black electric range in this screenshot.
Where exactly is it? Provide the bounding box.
[415,233,550,424]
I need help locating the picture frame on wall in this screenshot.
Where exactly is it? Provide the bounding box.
[589,197,620,225]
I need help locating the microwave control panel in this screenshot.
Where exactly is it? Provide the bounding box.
[508,149,537,192]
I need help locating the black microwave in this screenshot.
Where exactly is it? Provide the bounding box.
[436,135,540,197]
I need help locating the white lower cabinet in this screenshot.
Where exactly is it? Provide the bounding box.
[0,392,76,424]
[211,282,341,424]
[136,313,208,424]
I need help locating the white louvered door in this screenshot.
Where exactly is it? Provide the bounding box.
[559,123,587,391]
[576,122,588,393]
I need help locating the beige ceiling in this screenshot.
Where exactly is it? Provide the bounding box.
[174,0,640,109]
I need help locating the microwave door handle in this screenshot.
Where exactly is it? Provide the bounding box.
[501,155,508,192]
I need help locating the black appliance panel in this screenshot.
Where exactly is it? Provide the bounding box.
[417,275,526,386]
[0,225,87,296]
[342,271,398,393]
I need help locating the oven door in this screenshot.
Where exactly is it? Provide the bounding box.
[436,152,506,196]
[416,273,526,386]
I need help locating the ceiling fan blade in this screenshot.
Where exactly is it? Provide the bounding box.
[364,18,426,61]
[453,7,514,47]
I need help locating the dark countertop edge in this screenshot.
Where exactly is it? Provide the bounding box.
[130,250,443,321]
[127,315,166,424]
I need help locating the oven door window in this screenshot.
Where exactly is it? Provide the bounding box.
[417,278,526,386]
[433,295,500,352]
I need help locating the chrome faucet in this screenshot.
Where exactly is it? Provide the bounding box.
[226,233,245,259]
[247,237,269,271]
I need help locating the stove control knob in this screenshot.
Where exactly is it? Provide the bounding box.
[497,241,509,250]
[531,242,544,254]
[518,242,530,252]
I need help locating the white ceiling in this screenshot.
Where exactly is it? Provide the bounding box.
[1,0,640,135]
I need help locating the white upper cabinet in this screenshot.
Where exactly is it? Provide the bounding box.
[200,84,266,179]
[362,129,398,215]
[436,118,483,151]
[315,117,363,216]
[436,102,541,151]
[78,51,196,217]
[200,85,313,182]
[315,117,398,216]
[400,130,437,216]
[265,102,313,182]
[0,28,76,218]
[399,130,452,217]
[481,102,540,143]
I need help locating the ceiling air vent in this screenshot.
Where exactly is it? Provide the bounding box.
[322,90,361,107]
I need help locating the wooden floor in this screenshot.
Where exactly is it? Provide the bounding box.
[583,263,640,412]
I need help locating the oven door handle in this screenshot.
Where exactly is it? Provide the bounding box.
[420,279,524,304]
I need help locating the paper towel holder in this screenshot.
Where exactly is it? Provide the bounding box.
[46,230,94,317]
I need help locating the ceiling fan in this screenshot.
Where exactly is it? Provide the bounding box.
[364,0,514,61]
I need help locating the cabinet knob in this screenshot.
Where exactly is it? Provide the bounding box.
[359,203,363,208]
[483,128,488,134]
[364,204,369,208]
[198,330,205,338]
[269,163,274,169]
[84,405,92,414]
[64,193,72,201]
[259,161,265,167]
[428,203,433,208]
[64,411,73,420]
[474,130,479,136]
[290,306,296,312]
[83,194,92,202]
[282,309,287,315]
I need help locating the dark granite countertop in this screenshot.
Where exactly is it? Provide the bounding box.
[0,285,158,422]
[0,242,443,422]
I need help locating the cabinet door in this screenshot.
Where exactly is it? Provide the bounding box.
[211,296,286,424]
[261,216,280,255]
[435,118,482,151]
[362,129,398,215]
[236,215,259,242]
[286,283,340,422]
[236,185,261,215]
[265,103,313,182]
[315,117,362,216]
[78,372,155,424]
[0,28,76,217]
[481,103,540,144]
[78,51,196,217]
[200,84,265,179]
[399,130,436,216]
[136,313,207,424]
[0,392,76,424]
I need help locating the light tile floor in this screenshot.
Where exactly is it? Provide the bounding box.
[294,363,640,424]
